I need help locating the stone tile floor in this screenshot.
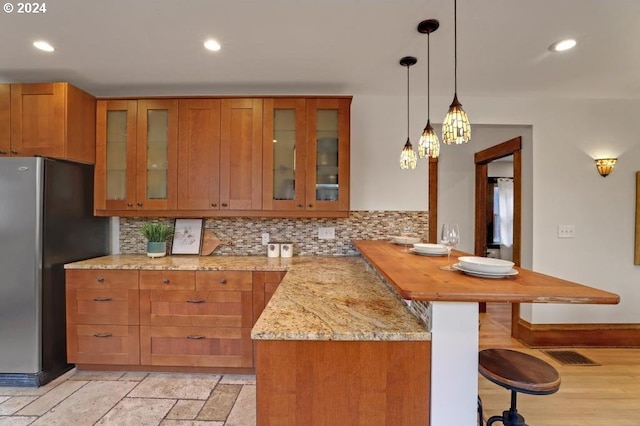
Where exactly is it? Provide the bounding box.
[0,369,255,426]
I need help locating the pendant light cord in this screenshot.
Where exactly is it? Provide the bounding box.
[427,32,431,119]
[406,62,410,139]
[454,0,458,94]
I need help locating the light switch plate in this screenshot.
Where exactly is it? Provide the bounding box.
[558,225,575,238]
[261,233,270,245]
[318,227,335,240]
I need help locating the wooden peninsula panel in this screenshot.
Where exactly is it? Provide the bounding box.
[256,340,430,426]
[353,240,619,304]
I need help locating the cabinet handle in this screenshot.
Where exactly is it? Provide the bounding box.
[187,335,205,340]
[219,278,227,285]
[211,203,217,207]
[93,297,112,302]
[93,333,112,338]
[297,204,303,208]
[137,202,143,207]
[11,150,18,155]
[162,278,170,284]
[186,299,205,304]
[308,204,314,208]
[96,277,105,283]
[126,202,133,207]
[221,203,228,207]
[0,150,6,155]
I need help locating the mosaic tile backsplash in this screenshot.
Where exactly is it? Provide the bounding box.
[119,211,429,257]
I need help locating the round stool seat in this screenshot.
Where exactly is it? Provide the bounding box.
[479,349,560,395]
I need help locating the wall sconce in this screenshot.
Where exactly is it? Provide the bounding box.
[595,158,617,177]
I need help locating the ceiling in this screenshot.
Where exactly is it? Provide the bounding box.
[1,0,639,99]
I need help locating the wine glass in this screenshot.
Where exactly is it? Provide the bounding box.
[439,223,460,270]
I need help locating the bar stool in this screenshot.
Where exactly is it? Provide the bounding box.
[478,348,560,426]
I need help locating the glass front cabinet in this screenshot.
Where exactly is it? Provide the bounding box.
[263,97,350,215]
[95,99,178,213]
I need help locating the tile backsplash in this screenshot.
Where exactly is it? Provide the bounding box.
[119,210,429,256]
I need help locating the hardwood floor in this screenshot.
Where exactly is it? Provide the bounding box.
[479,303,640,425]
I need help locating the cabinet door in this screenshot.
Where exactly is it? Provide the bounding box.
[178,99,221,210]
[263,98,306,211]
[0,84,9,156]
[10,83,66,157]
[305,98,351,212]
[95,100,138,211]
[136,99,179,210]
[220,98,263,210]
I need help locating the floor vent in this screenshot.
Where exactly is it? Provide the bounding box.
[542,350,600,366]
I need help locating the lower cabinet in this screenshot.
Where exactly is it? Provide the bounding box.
[66,268,284,371]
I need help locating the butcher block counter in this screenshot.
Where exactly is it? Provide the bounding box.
[353,239,620,304]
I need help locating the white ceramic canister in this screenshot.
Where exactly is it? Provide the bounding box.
[267,242,280,258]
[280,242,293,258]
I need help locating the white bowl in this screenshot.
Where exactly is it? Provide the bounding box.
[390,235,421,245]
[457,256,515,274]
[412,243,448,254]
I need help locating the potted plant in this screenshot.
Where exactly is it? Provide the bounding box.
[140,222,173,258]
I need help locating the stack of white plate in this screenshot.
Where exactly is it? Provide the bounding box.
[390,235,421,245]
[454,256,518,278]
[410,243,448,256]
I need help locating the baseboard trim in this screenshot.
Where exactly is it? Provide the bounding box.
[514,319,640,348]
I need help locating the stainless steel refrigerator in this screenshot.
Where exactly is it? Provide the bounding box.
[0,157,109,386]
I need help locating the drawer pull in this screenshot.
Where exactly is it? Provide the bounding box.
[93,297,112,302]
[93,333,112,338]
[219,278,227,285]
[162,278,170,284]
[187,335,205,340]
[186,299,205,304]
[96,277,105,283]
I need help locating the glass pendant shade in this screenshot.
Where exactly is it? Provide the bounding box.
[400,138,418,169]
[442,93,471,145]
[419,120,440,158]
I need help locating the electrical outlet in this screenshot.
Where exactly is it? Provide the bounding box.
[318,227,335,240]
[558,225,575,239]
[261,233,270,245]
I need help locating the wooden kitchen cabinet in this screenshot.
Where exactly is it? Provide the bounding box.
[65,269,140,365]
[0,84,9,156]
[177,99,221,210]
[220,98,263,210]
[94,99,178,214]
[8,82,96,163]
[263,97,351,216]
[252,271,287,324]
[139,270,254,368]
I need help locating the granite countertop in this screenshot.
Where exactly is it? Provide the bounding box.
[65,255,430,342]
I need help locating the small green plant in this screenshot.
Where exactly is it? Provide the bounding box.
[140,222,173,242]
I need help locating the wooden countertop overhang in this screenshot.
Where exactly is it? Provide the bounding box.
[353,240,620,305]
[65,254,430,342]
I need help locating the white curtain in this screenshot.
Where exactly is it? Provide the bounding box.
[497,178,514,260]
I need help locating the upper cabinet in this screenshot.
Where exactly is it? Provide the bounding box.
[95,99,178,213]
[94,96,351,218]
[262,97,350,215]
[0,84,9,156]
[4,82,96,163]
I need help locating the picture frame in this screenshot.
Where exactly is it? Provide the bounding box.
[635,172,640,265]
[171,218,204,255]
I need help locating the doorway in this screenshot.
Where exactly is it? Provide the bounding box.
[474,137,522,336]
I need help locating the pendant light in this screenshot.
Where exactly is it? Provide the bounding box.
[399,56,418,170]
[417,19,440,159]
[442,0,471,145]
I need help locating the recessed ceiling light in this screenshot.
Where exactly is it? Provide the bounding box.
[549,39,576,52]
[33,41,55,52]
[204,39,221,52]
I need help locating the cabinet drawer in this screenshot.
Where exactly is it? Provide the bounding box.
[140,270,195,290]
[66,269,138,290]
[139,289,253,327]
[196,271,252,291]
[140,325,253,368]
[67,288,139,325]
[67,324,139,365]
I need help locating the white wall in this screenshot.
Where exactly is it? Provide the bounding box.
[350,94,640,325]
